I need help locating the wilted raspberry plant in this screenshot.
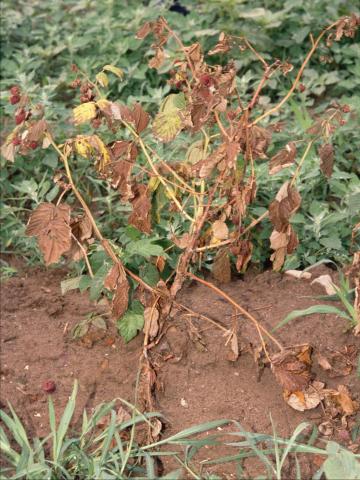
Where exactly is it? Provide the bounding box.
[2,14,359,410]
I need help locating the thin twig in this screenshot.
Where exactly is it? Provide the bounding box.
[251,21,339,126]
[70,233,94,278]
[121,120,195,222]
[195,210,269,252]
[187,272,283,351]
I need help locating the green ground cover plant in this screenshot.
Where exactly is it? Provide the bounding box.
[1,382,359,479]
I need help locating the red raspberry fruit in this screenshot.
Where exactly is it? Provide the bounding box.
[12,137,21,146]
[10,95,21,105]
[42,380,56,394]
[10,86,20,95]
[15,110,26,125]
[29,141,38,150]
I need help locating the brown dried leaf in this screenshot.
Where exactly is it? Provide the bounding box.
[209,32,231,56]
[128,184,152,234]
[144,306,160,339]
[211,220,229,241]
[269,182,302,231]
[318,143,334,178]
[328,385,359,415]
[269,142,297,175]
[27,119,48,142]
[230,240,253,272]
[26,203,71,265]
[132,103,150,134]
[106,141,138,201]
[149,47,165,69]
[271,345,313,393]
[212,250,231,284]
[172,233,191,249]
[104,263,124,291]
[68,215,92,261]
[1,142,15,162]
[136,22,152,39]
[228,331,239,362]
[112,277,129,320]
[285,381,325,411]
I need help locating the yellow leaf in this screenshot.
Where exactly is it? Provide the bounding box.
[88,135,111,172]
[148,176,161,192]
[73,102,97,125]
[103,65,124,79]
[96,99,111,111]
[74,136,93,158]
[153,111,183,143]
[96,72,109,88]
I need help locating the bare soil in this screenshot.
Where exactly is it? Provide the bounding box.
[1,264,359,476]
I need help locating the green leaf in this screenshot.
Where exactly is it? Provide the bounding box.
[126,239,164,258]
[140,263,160,287]
[79,275,92,293]
[117,300,144,342]
[89,264,112,301]
[323,444,360,479]
[319,237,343,250]
[274,305,351,331]
[160,92,186,112]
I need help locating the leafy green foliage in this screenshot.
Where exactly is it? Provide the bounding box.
[1,386,359,479]
[1,0,359,271]
[117,300,144,343]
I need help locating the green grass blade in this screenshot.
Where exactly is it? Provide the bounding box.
[144,419,230,449]
[55,381,78,460]
[48,395,57,462]
[99,410,117,467]
[273,305,351,331]
[279,422,310,471]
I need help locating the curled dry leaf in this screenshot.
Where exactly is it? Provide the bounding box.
[26,203,71,265]
[269,142,297,175]
[227,330,239,362]
[230,239,253,273]
[68,215,93,261]
[172,232,191,249]
[270,224,299,271]
[208,32,231,56]
[284,270,312,280]
[212,249,231,284]
[144,306,160,339]
[107,140,138,201]
[211,220,229,242]
[148,47,165,69]
[104,263,129,320]
[27,119,48,143]
[128,184,152,234]
[326,385,359,416]
[285,380,325,411]
[318,143,334,178]
[311,275,337,295]
[269,181,302,231]
[271,344,313,393]
[317,346,356,377]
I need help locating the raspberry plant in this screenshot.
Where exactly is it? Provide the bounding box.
[1,15,359,409]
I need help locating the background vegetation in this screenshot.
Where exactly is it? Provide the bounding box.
[1,0,359,275]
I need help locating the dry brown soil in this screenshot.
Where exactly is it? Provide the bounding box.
[1,264,359,477]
